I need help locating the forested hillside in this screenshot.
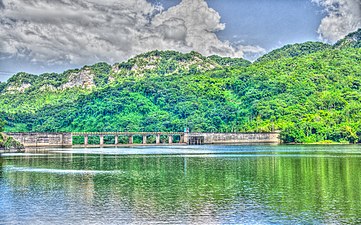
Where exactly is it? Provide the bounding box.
[255,42,332,63]
[1,29,361,143]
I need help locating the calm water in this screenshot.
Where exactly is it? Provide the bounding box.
[1,145,361,224]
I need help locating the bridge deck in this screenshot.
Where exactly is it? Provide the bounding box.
[5,132,280,148]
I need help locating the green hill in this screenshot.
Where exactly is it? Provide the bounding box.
[256,42,332,63]
[1,31,361,143]
[334,28,361,49]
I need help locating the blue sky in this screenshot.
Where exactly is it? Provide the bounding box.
[0,0,360,81]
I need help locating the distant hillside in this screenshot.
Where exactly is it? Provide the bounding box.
[0,50,250,95]
[334,28,361,49]
[1,30,361,143]
[257,28,361,63]
[256,42,332,63]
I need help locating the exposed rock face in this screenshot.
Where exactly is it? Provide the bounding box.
[60,68,95,90]
[39,84,57,92]
[110,51,221,78]
[6,83,31,94]
[108,75,116,83]
[111,64,120,74]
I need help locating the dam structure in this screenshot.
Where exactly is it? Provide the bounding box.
[5,131,280,148]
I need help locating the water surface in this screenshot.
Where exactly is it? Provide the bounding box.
[1,145,361,224]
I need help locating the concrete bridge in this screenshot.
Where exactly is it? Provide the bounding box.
[5,131,280,148]
[72,132,185,147]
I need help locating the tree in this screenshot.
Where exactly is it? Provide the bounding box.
[0,119,5,132]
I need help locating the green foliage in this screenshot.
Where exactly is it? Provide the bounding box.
[256,42,332,63]
[90,62,112,86]
[334,28,361,49]
[0,118,5,132]
[6,72,39,85]
[0,31,361,143]
[236,48,361,143]
[207,55,251,67]
[0,82,6,92]
[0,133,24,149]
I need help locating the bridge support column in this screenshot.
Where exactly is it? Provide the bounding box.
[180,135,184,144]
[168,135,173,144]
[156,134,160,144]
[84,135,88,146]
[114,135,118,145]
[183,133,189,144]
[100,135,104,146]
[129,135,133,144]
[143,135,147,144]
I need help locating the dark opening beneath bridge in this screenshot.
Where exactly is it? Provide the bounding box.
[188,136,204,145]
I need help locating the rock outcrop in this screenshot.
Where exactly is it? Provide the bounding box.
[60,68,96,90]
[5,83,32,93]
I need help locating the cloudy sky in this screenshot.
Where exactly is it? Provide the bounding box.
[0,0,360,81]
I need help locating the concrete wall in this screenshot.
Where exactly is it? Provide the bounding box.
[184,132,280,144]
[5,132,72,148]
[5,132,280,148]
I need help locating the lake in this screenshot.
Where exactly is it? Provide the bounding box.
[1,145,361,224]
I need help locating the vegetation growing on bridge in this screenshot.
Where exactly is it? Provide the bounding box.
[0,134,24,150]
[1,112,24,150]
[0,29,361,143]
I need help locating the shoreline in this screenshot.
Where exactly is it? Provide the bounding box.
[0,148,25,154]
[287,142,353,145]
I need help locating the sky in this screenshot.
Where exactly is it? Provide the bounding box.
[0,0,360,81]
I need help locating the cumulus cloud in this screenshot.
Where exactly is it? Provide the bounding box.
[313,0,361,42]
[0,0,264,69]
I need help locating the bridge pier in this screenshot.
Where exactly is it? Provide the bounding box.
[168,135,173,144]
[180,135,184,144]
[114,135,118,145]
[84,135,88,146]
[142,135,147,144]
[156,134,160,144]
[100,135,104,146]
[129,135,133,144]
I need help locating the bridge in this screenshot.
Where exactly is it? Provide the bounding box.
[72,132,186,147]
[5,131,280,148]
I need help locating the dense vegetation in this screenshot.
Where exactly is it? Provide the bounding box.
[0,133,24,150]
[0,118,23,150]
[256,42,332,63]
[0,119,4,132]
[1,29,361,143]
[335,29,361,49]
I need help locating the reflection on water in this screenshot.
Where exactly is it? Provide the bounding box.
[1,145,361,224]
[4,166,123,175]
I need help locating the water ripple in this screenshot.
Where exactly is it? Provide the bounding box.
[4,166,122,175]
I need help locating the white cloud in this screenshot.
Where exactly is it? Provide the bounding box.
[0,0,264,69]
[313,0,361,42]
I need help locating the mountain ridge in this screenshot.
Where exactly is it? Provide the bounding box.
[2,28,360,91]
[0,50,250,94]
